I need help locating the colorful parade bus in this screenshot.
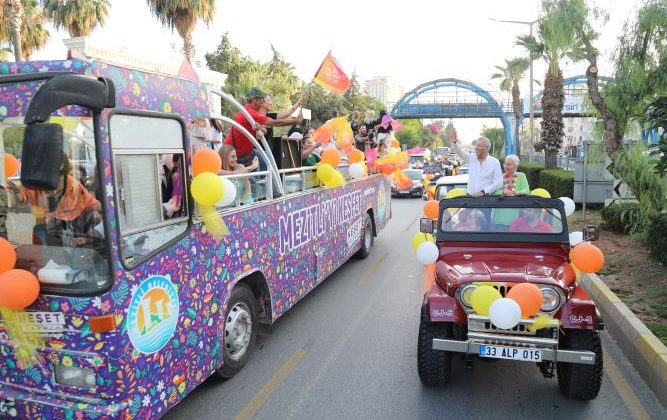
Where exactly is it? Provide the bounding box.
[0,56,391,418]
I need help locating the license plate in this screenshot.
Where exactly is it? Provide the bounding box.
[479,345,542,362]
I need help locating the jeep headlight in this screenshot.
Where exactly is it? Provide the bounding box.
[540,287,560,312]
[460,284,477,308]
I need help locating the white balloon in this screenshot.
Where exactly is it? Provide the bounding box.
[216,176,237,207]
[416,242,439,265]
[559,197,576,217]
[349,163,365,179]
[488,298,522,330]
[569,231,584,246]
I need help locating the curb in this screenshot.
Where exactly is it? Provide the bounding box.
[580,273,667,408]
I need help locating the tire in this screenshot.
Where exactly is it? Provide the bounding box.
[355,213,373,259]
[417,304,453,387]
[557,329,603,400]
[214,284,257,379]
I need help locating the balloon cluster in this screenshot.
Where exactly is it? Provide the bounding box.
[0,238,44,368]
[470,283,557,330]
[191,149,233,238]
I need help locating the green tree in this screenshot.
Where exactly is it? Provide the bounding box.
[481,126,505,159]
[517,0,584,168]
[42,0,110,37]
[395,119,422,149]
[441,121,457,147]
[491,57,530,156]
[146,0,216,62]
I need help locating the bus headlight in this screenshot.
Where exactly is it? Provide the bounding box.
[460,284,478,308]
[540,287,561,312]
[54,365,96,389]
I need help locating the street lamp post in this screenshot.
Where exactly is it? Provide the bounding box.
[489,17,538,163]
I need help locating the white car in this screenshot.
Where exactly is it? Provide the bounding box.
[431,174,469,200]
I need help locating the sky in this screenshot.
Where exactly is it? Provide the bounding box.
[33,0,642,143]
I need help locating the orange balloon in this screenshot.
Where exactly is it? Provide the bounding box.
[348,149,364,163]
[507,283,543,317]
[394,169,412,189]
[391,139,400,148]
[4,154,19,178]
[380,164,395,175]
[562,263,576,286]
[424,200,439,219]
[193,149,222,176]
[0,238,16,274]
[321,147,341,167]
[0,269,40,309]
[313,123,335,145]
[571,242,604,273]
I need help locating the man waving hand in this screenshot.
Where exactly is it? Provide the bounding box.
[452,136,503,197]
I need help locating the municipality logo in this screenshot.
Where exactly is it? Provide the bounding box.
[127,276,180,354]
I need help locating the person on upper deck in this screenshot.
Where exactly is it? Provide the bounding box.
[223,87,302,170]
[452,136,503,196]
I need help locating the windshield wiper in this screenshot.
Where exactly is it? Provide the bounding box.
[442,203,468,225]
[532,200,563,222]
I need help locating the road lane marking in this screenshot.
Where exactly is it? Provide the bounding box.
[234,348,306,420]
[357,253,388,285]
[603,344,652,420]
[404,216,419,231]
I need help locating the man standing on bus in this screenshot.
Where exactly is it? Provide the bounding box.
[224,87,302,170]
[452,136,502,197]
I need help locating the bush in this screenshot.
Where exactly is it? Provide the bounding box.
[518,162,545,190]
[646,212,667,264]
[600,203,641,233]
[539,169,574,199]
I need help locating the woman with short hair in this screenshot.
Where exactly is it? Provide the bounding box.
[498,154,529,196]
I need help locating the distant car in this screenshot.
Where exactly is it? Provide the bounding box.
[409,154,425,169]
[456,166,469,175]
[422,163,444,180]
[392,169,424,198]
[427,174,469,200]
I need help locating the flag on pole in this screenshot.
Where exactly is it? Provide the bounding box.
[313,52,351,95]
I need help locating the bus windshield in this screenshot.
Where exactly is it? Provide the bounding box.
[0,83,110,294]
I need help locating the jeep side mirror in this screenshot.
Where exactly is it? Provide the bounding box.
[420,218,438,234]
[20,123,63,190]
[583,225,599,241]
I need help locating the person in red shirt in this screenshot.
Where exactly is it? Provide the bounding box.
[224,87,302,169]
[509,208,554,233]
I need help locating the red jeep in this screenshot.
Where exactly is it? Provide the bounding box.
[418,196,603,400]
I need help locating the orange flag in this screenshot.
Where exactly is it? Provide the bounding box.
[313,52,351,95]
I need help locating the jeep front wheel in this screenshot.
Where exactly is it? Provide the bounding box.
[557,329,603,400]
[417,304,452,387]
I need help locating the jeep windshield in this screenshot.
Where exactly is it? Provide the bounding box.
[0,77,111,295]
[439,197,566,237]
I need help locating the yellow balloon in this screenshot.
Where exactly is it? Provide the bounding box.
[470,285,502,316]
[324,170,346,188]
[446,188,466,199]
[411,232,434,251]
[317,163,335,182]
[531,188,551,198]
[191,173,224,206]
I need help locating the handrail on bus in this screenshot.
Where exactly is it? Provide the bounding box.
[208,89,284,196]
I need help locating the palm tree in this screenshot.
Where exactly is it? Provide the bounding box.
[491,57,530,156]
[19,0,49,60]
[517,0,584,168]
[42,0,110,38]
[2,0,24,61]
[145,0,216,62]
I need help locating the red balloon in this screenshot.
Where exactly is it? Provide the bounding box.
[193,149,222,176]
[507,283,543,317]
[571,242,604,273]
[0,238,16,273]
[4,154,19,178]
[0,269,40,309]
[424,200,439,219]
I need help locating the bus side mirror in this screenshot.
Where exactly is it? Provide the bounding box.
[20,123,63,190]
[420,218,438,234]
[582,225,599,242]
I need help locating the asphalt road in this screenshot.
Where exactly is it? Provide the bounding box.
[166,198,666,420]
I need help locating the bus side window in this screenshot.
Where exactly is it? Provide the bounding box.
[109,114,189,268]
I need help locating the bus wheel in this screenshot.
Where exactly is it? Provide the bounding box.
[215,284,257,379]
[355,213,374,259]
